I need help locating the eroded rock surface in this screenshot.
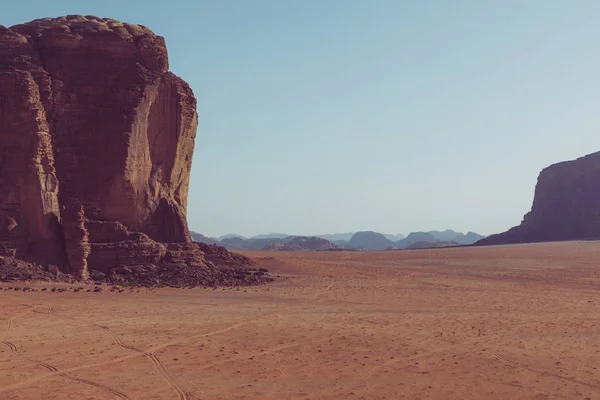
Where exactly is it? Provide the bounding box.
[478,151,600,245]
[0,16,263,284]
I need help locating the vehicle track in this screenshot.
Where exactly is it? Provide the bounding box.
[31,305,53,315]
[64,374,130,400]
[490,351,514,366]
[5,319,13,336]
[0,340,18,353]
[1,307,131,399]
[0,312,279,396]
[98,325,144,353]
[147,351,189,400]
[78,319,188,399]
[1,340,130,399]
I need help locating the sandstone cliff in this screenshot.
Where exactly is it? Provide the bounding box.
[0,16,262,284]
[478,151,600,245]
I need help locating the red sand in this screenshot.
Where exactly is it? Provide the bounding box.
[2,242,600,399]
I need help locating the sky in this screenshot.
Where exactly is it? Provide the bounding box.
[4,1,600,237]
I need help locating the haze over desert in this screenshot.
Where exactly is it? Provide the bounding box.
[3,242,600,399]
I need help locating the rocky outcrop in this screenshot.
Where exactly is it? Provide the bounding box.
[262,236,340,251]
[194,242,255,268]
[478,151,600,245]
[349,231,395,251]
[395,232,436,249]
[0,16,263,284]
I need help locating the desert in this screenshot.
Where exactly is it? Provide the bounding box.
[3,242,600,399]
[2,7,600,400]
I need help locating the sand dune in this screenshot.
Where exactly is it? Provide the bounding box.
[2,242,600,399]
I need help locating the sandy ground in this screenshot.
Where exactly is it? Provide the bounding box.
[2,242,600,399]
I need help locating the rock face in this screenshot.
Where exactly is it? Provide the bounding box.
[349,231,395,251]
[0,16,250,282]
[478,151,600,245]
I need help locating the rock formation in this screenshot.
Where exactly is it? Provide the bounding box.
[395,232,436,249]
[349,231,395,251]
[452,231,486,245]
[478,151,600,245]
[262,236,340,251]
[0,16,263,284]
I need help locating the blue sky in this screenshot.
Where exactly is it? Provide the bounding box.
[5,1,600,237]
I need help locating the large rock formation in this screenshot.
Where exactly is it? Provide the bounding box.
[478,151,600,245]
[395,232,436,249]
[0,16,257,283]
[349,231,395,251]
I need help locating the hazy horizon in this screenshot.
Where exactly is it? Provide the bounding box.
[5,1,600,238]
[195,229,484,239]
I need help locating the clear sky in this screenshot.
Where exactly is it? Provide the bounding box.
[4,1,600,237]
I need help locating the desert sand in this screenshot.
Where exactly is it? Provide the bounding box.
[2,242,600,399]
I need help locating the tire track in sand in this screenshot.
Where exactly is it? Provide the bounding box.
[0,340,18,353]
[5,319,13,336]
[147,351,189,400]
[98,325,144,353]
[1,307,130,400]
[0,312,277,396]
[99,325,189,400]
[1,338,130,399]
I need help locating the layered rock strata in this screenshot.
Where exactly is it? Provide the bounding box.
[0,16,257,283]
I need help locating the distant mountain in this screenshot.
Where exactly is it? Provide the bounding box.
[427,230,486,245]
[191,230,486,251]
[219,236,250,250]
[219,234,246,240]
[245,237,292,250]
[262,236,340,251]
[316,233,355,241]
[349,231,396,251]
[452,231,486,245]
[396,232,436,248]
[250,233,290,240]
[428,230,461,241]
[190,231,218,245]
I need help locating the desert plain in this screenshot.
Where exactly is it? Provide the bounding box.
[1,242,600,399]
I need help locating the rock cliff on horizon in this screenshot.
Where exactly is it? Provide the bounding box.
[0,16,265,285]
[348,231,395,251]
[478,151,600,245]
